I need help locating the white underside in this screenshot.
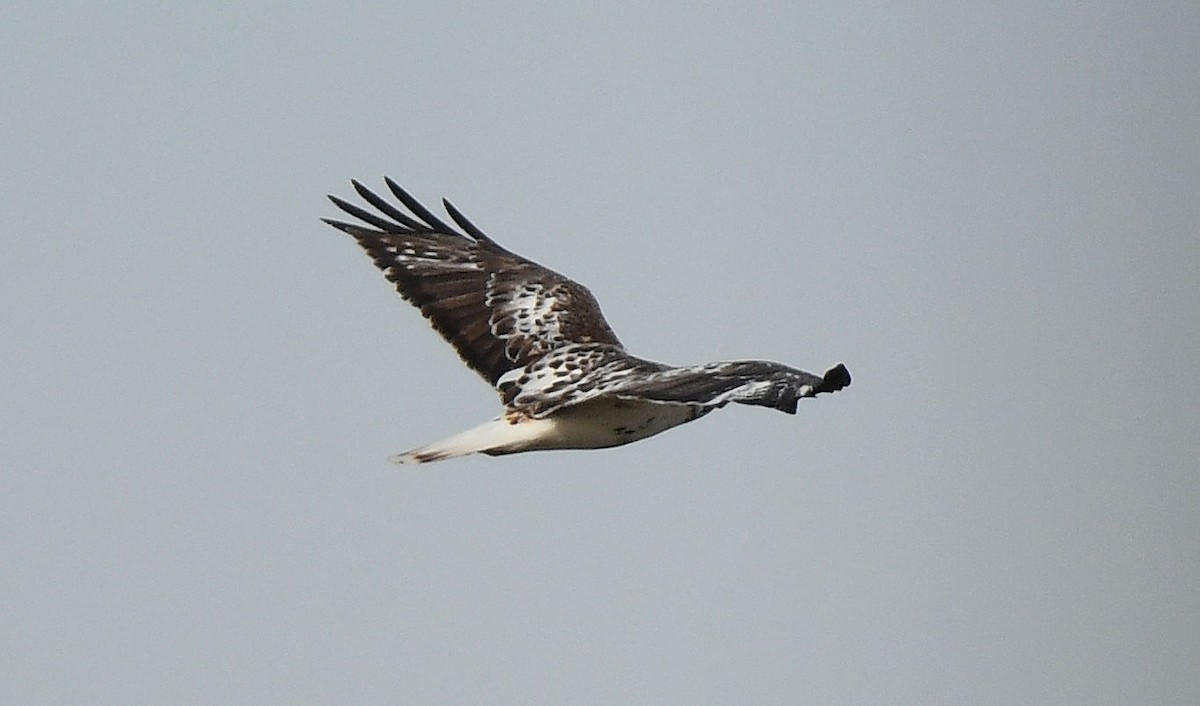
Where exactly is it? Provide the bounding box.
[391,398,703,464]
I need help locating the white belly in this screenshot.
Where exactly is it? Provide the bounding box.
[487,398,705,455]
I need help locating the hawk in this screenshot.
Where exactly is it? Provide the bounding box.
[324,178,851,463]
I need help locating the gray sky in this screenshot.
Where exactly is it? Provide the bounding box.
[3,2,1198,704]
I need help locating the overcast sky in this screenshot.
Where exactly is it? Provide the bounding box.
[3,2,1198,704]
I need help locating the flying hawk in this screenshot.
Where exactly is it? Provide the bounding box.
[324,178,851,464]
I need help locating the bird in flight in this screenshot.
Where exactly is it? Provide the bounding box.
[324,178,851,463]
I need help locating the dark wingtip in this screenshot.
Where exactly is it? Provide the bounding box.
[321,217,354,233]
[817,363,851,394]
[383,177,456,233]
[442,197,495,244]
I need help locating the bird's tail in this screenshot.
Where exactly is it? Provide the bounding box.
[389,416,551,464]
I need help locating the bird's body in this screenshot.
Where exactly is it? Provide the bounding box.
[324,178,850,463]
[396,396,703,464]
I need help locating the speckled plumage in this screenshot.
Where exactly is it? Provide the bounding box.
[324,178,851,463]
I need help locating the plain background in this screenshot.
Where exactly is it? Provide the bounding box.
[3,2,1198,704]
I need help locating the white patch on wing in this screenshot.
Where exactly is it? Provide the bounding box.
[503,345,614,409]
[486,281,562,344]
[702,379,774,408]
[500,345,667,417]
[381,240,482,270]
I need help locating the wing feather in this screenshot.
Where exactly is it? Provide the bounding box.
[442,198,495,244]
[324,179,623,385]
[384,177,458,235]
[352,179,426,231]
[608,361,852,414]
[499,346,850,418]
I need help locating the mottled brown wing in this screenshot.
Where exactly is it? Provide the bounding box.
[323,178,623,385]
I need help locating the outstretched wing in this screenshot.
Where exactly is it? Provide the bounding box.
[501,345,850,418]
[607,361,851,414]
[323,178,622,385]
